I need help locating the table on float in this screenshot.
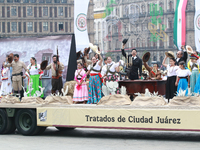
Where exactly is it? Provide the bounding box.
[119,80,167,96]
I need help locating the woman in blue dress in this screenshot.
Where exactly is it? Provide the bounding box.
[175,61,191,96]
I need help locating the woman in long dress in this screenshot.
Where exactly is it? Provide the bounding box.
[0,63,12,96]
[162,56,179,102]
[87,54,103,104]
[73,63,88,104]
[25,57,44,97]
[175,61,191,96]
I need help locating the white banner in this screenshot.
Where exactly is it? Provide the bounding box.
[194,0,200,52]
[74,0,90,52]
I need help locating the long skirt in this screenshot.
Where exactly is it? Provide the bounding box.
[194,74,200,94]
[190,70,199,94]
[105,74,120,94]
[87,75,102,104]
[177,78,188,96]
[27,74,44,97]
[73,82,88,102]
[165,76,177,99]
[0,79,12,96]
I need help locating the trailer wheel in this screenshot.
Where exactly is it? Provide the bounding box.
[5,117,16,134]
[56,127,75,131]
[0,109,8,134]
[15,109,38,136]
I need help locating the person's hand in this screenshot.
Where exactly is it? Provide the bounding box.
[188,83,190,88]
[23,76,26,79]
[175,82,178,86]
[139,76,141,79]
[181,45,185,50]
[39,76,42,80]
[8,83,10,86]
[57,61,60,65]
[122,44,125,49]
[78,82,82,86]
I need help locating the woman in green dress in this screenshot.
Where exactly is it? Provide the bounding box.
[25,57,44,97]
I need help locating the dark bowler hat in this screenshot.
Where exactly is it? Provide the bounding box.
[40,60,48,70]
[142,52,151,62]
[122,38,129,45]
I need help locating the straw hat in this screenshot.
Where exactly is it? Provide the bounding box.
[165,51,175,59]
[89,43,100,54]
[186,45,194,54]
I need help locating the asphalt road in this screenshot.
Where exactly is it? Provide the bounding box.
[1,127,200,150]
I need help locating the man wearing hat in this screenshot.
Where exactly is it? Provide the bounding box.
[121,41,142,80]
[143,61,161,80]
[45,55,64,94]
[4,54,28,98]
[175,46,188,65]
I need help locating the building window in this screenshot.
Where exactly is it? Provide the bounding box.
[50,7,52,17]
[18,22,21,33]
[7,0,13,2]
[23,22,26,32]
[39,0,44,3]
[65,22,68,32]
[43,7,48,16]
[34,22,37,32]
[169,36,173,47]
[27,22,33,31]
[159,39,164,47]
[39,22,42,32]
[11,22,17,31]
[27,6,32,16]
[69,7,71,17]
[14,0,20,2]
[168,20,173,29]
[2,22,5,33]
[58,22,63,31]
[147,37,151,47]
[39,7,42,17]
[23,0,29,3]
[58,7,63,16]
[43,22,48,31]
[18,6,21,17]
[30,0,36,3]
[50,22,53,32]
[7,22,10,33]
[55,22,57,32]
[2,6,5,17]
[54,0,60,3]
[46,0,51,3]
[61,0,66,3]
[169,1,173,11]
[23,6,26,17]
[11,6,17,16]
[7,7,10,17]
[54,7,57,17]
[65,7,68,17]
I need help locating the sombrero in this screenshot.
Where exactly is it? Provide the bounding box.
[142,52,150,62]
[40,60,48,70]
[165,51,175,59]
[186,45,194,54]
[89,43,100,54]
[8,53,14,63]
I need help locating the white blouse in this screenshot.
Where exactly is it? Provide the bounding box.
[101,62,120,76]
[167,65,179,77]
[189,61,200,71]
[87,61,101,74]
[176,69,191,77]
[27,64,40,75]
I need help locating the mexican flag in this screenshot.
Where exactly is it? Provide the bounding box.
[194,0,200,52]
[173,0,188,50]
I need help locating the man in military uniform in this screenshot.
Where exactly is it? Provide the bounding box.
[45,55,64,94]
[5,54,27,98]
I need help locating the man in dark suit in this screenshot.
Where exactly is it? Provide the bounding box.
[121,44,142,80]
[175,46,188,65]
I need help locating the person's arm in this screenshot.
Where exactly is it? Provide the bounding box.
[121,44,127,58]
[181,46,188,62]
[188,75,190,88]
[98,54,103,66]
[162,56,168,68]
[45,64,51,70]
[175,76,179,86]
[144,61,152,72]
[4,62,12,68]
[156,72,161,80]
[22,62,28,72]
[139,59,142,78]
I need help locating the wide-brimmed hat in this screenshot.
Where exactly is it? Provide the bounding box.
[8,53,14,63]
[122,38,129,45]
[142,52,150,62]
[165,51,175,59]
[89,43,100,54]
[40,60,48,70]
[186,45,194,54]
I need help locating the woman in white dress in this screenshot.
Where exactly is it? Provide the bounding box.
[0,63,12,96]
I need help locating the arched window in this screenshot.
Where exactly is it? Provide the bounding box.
[159,39,164,47]
[153,56,157,61]
[169,1,173,11]
[153,40,157,47]
[147,37,151,47]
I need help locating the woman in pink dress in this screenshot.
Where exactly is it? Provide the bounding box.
[73,63,88,104]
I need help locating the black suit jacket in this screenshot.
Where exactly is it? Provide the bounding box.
[121,49,142,79]
[175,51,188,65]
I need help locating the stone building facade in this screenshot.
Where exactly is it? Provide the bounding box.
[0,0,94,43]
[94,0,195,65]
